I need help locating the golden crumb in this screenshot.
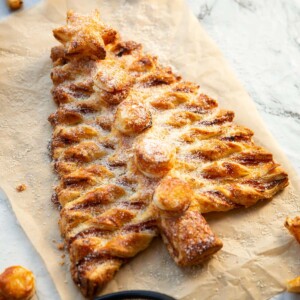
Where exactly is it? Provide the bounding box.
[7,0,23,10]
[287,276,300,293]
[16,184,27,192]
[57,242,65,251]
[60,254,66,265]
[0,266,35,300]
[285,216,300,243]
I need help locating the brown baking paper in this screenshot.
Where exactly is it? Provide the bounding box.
[0,0,300,299]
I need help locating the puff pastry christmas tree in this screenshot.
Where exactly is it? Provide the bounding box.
[49,11,288,297]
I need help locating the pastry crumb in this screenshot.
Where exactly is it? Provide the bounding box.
[57,242,65,250]
[287,276,300,293]
[7,0,23,10]
[60,253,65,266]
[16,184,27,192]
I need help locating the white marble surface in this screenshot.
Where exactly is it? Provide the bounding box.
[0,0,299,299]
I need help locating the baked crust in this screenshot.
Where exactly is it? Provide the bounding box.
[285,217,300,293]
[285,216,300,244]
[0,266,35,300]
[287,276,300,293]
[49,10,288,297]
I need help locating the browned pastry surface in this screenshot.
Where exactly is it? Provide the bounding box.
[285,216,300,244]
[285,217,300,292]
[0,266,35,300]
[49,11,288,297]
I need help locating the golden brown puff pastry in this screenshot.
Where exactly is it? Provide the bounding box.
[0,266,35,300]
[287,276,300,293]
[49,10,288,297]
[285,216,300,244]
[285,217,300,293]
